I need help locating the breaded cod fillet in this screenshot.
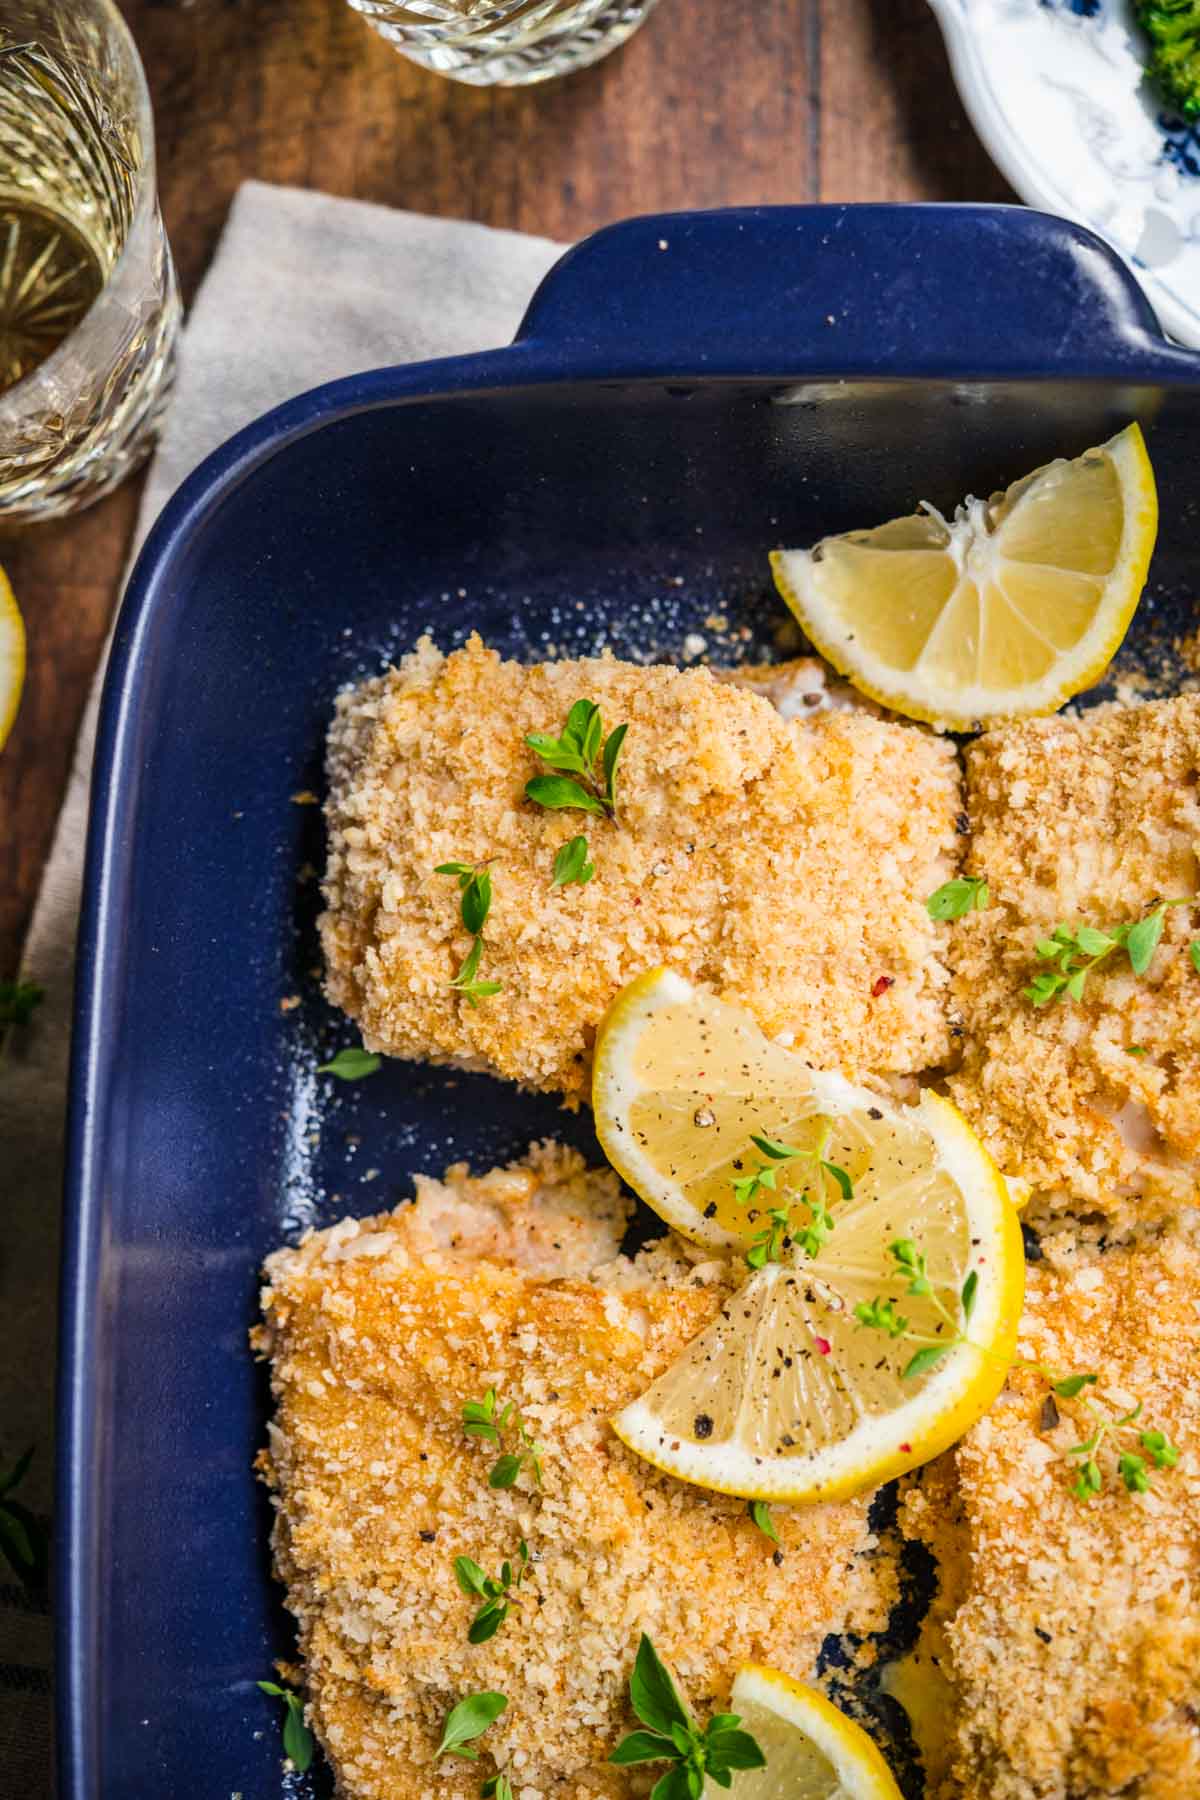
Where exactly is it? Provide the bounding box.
[900,1233,1200,1800]
[254,1144,896,1800]
[947,697,1200,1229]
[321,636,960,1100]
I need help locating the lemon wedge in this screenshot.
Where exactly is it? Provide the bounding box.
[769,423,1157,730]
[0,563,25,751]
[713,1666,903,1800]
[595,969,1024,1502]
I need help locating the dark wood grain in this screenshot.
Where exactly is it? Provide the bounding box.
[0,0,1012,974]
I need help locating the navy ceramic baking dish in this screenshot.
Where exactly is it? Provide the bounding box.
[58,205,1200,1799]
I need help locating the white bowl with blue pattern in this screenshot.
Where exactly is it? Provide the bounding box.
[930,0,1200,344]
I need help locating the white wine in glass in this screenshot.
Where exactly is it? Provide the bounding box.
[346,0,663,85]
[0,0,179,523]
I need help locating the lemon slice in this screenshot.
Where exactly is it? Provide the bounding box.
[0,564,25,752]
[713,1666,902,1800]
[769,423,1156,730]
[596,969,1024,1502]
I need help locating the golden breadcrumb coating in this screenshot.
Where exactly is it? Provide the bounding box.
[254,1144,895,1800]
[320,636,960,1100]
[901,1234,1200,1799]
[947,697,1200,1229]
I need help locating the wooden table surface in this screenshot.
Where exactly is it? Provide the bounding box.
[0,0,1010,975]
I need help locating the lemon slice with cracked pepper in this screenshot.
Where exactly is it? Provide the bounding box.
[710,1666,903,1800]
[769,423,1157,730]
[594,969,1024,1503]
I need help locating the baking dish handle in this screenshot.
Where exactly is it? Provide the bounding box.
[515,204,1200,379]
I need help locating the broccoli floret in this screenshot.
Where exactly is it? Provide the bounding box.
[1137,0,1200,120]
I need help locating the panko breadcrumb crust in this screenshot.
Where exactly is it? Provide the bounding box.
[902,1233,1200,1800]
[320,636,960,1100]
[254,1144,895,1800]
[947,696,1200,1229]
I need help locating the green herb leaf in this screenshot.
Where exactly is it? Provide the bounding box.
[748,1499,779,1544]
[564,698,601,752]
[482,1774,515,1800]
[902,1345,947,1380]
[628,1634,694,1740]
[461,871,493,938]
[1126,1045,1148,1056]
[1125,908,1165,975]
[750,1134,804,1161]
[960,1269,979,1321]
[609,1730,681,1766]
[926,876,990,920]
[1141,1428,1180,1469]
[258,1682,315,1774]
[468,1601,508,1645]
[523,733,589,775]
[450,934,502,1005]
[435,1692,508,1760]
[571,700,604,768]
[601,723,628,810]
[525,774,606,815]
[820,1161,854,1201]
[1071,1458,1102,1500]
[316,1046,381,1080]
[649,1765,698,1800]
[854,1297,909,1339]
[1191,940,1200,975]
[435,861,477,880]
[1052,1373,1098,1399]
[0,981,44,1027]
[1074,925,1116,957]
[488,1454,524,1490]
[552,834,595,889]
[704,1728,767,1773]
[463,1391,500,1441]
[455,1556,489,1597]
[1118,1451,1150,1493]
[282,1694,314,1772]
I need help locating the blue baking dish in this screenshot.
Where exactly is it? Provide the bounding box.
[59,204,1200,1800]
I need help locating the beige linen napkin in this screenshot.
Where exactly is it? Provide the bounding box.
[0,179,562,1790]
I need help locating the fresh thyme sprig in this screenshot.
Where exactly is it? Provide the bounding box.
[853,1239,978,1380]
[551,833,595,888]
[1065,1403,1180,1499]
[482,1774,515,1800]
[454,1540,533,1643]
[525,699,627,820]
[732,1130,853,1270]
[257,1681,315,1773]
[926,876,989,920]
[436,862,502,1005]
[1024,897,1193,1006]
[435,1691,508,1761]
[853,1239,1182,1499]
[462,1388,544,1489]
[609,1634,766,1799]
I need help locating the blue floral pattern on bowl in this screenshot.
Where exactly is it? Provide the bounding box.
[931,0,1200,343]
